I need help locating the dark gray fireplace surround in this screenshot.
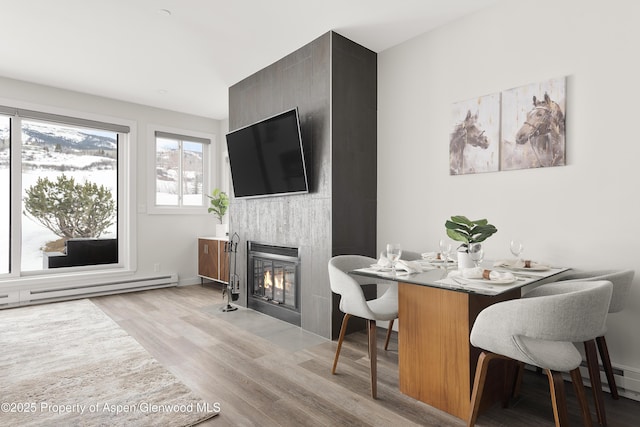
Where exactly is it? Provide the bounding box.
[228,31,377,339]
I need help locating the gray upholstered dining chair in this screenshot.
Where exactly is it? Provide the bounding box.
[552,269,635,401]
[468,280,613,427]
[524,269,634,427]
[328,255,398,399]
[400,250,422,261]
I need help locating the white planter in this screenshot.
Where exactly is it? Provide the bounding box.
[215,223,229,238]
[457,250,475,270]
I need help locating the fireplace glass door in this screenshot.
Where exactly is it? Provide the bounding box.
[247,241,300,325]
[253,259,296,309]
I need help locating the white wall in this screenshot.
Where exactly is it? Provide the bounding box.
[378,0,640,377]
[0,76,221,286]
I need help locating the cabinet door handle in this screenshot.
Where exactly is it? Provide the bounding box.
[204,244,208,254]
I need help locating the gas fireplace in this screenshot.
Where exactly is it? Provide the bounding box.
[247,241,300,326]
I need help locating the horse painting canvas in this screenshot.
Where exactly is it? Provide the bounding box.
[450,93,500,175]
[501,77,566,170]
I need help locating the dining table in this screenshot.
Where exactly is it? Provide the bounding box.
[351,259,570,420]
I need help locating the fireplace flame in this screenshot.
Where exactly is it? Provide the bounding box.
[264,270,272,291]
[263,270,284,292]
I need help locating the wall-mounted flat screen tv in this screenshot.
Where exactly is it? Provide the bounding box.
[226,108,309,199]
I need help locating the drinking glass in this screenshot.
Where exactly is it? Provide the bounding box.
[510,240,524,260]
[386,243,402,275]
[439,239,453,270]
[468,242,484,268]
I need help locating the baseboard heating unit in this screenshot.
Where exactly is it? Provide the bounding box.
[0,273,178,308]
[544,361,640,402]
[577,363,640,402]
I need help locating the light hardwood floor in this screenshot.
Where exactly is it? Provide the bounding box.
[92,284,640,426]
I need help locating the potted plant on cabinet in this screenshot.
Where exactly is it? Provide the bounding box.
[208,188,229,237]
[445,215,497,268]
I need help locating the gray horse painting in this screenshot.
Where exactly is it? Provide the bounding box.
[515,92,565,167]
[501,77,566,170]
[450,111,489,175]
[449,92,500,175]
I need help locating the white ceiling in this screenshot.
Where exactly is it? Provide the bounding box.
[1,0,500,120]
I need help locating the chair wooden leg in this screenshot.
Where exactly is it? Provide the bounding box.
[384,318,394,351]
[546,369,570,427]
[596,335,619,400]
[512,361,525,399]
[571,367,594,427]
[332,313,351,375]
[585,339,607,426]
[367,319,377,399]
[502,360,519,408]
[468,351,510,426]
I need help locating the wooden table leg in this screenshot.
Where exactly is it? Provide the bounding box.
[398,283,520,420]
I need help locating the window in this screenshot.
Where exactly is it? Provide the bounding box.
[0,115,9,274]
[150,126,213,213]
[0,105,130,276]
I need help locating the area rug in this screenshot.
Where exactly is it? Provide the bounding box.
[0,299,218,426]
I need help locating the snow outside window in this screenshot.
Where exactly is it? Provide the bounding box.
[151,127,212,214]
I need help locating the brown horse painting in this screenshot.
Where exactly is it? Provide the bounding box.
[515,92,565,167]
[450,110,490,175]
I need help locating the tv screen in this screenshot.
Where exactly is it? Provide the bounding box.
[226,108,309,199]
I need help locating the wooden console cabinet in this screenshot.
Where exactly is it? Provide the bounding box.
[198,237,229,284]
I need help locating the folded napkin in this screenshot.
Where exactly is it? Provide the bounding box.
[493,259,549,269]
[376,252,392,268]
[395,259,423,274]
[371,254,423,274]
[449,267,515,281]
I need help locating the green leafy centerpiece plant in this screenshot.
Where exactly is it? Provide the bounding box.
[445,215,497,252]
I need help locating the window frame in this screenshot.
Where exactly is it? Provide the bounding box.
[0,100,136,282]
[147,124,214,215]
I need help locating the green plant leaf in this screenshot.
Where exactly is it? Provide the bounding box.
[445,215,497,245]
[207,188,229,223]
[471,224,496,234]
[469,225,497,243]
[445,220,471,233]
[446,229,469,243]
[450,215,472,226]
[444,220,458,229]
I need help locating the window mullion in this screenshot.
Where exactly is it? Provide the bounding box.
[178,140,184,207]
[9,116,23,276]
